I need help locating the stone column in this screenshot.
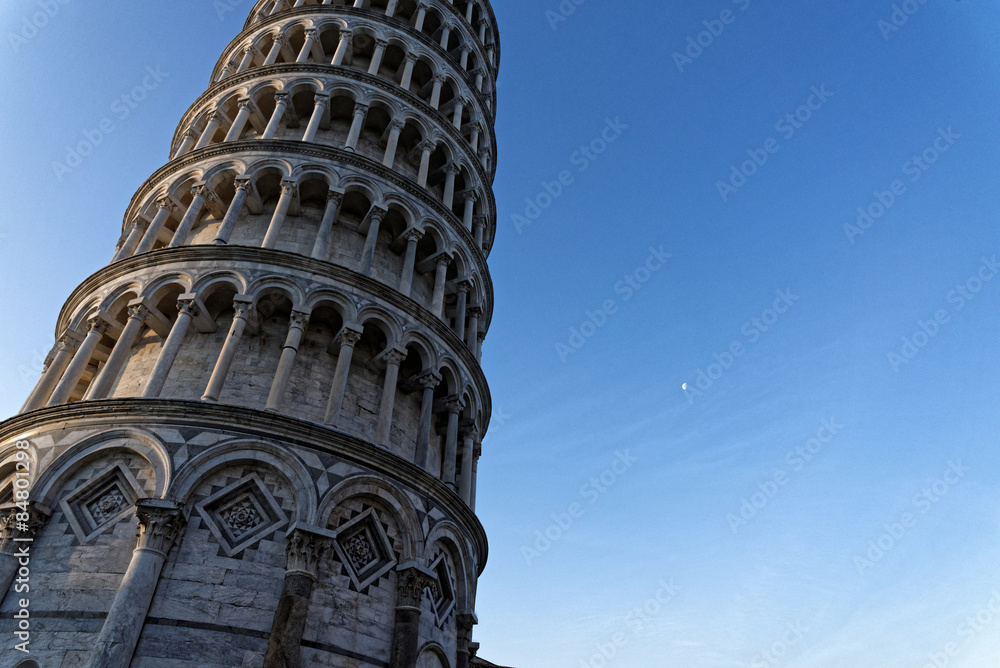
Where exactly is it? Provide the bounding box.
[443,165,458,209]
[407,370,441,470]
[439,25,452,49]
[302,94,330,143]
[369,39,388,75]
[134,198,175,255]
[459,423,478,505]
[194,112,223,150]
[376,348,408,447]
[311,190,343,260]
[112,218,147,262]
[440,397,464,487]
[473,215,486,249]
[383,120,404,167]
[263,526,335,668]
[266,311,310,412]
[344,103,369,152]
[453,281,470,338]
[430,257,450,319]
[331,30,353,66]
[416,141,434,187]
[236,45,257,72]
[83,499,185,668]
[386,0,398,17]
[470,447,480,511]
[388,565,434,668]
[460,47,470,71]
[20,331,81,413]
[476,332,485,362]
[399,54,417,89]
[168,184,211,247]
[263,34,285,66]
[465,306,481,351]
[262,92,289,140]
[142,296,200,398]
[296,29,317,63]
[456,612,478,668]
[214,177,251,245]
[469,126,481,153]
[452,97,466,129]
[224,97,254,142]
[323,325,363,425]
[173,129,198,159]
[414,5,427,31]
[262,180,298,249]
[202,296,254,402]
[47,317,109,406]
[398,229,423,297]
[461,193,477,231]
[84,303,148,400]
[359,209,384,275]
[0,504,50,609]
[430,76,445,109]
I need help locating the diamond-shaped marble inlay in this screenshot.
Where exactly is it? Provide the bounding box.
[196,474,288,557]
[429,555,456,626]
[60,464,143,544]
[333,509,397,592]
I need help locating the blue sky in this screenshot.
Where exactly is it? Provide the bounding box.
[2,1,1000,666]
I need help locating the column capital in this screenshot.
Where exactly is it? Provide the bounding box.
[303,27,317,37]
[436,395,466,414]
[289,310,310,329]
[234,176,251,191]
[460,420,479,440]
[155,196,176,212]
[464,191,479,203]
[279,179,298,194]
[418,139,437,153]
[382,346,409,367]
[273,91,290,103]
[353,102,370,116]
[0,503,51,555]
[395,564,435,609]
[401,369,441,394]
[466,305,484,318]
[134,499,186,556]
[232,295,256,321]
[175,297,201,319]
[389,119,406,131]
[127,303,150,322]
[284,524,335,579]
[271,33,286,45]
[432,74,447,84]
[313,92,331,105]
[374,38,389,48]
[444,163,460,175]
[339,29,353,39]
[326,189,345,204]
[403,52,418,63]
[237,96,252,110]
[455,279,473,293]
[402,227,424,242]
[337,324,364,347]
[86,315,112,336]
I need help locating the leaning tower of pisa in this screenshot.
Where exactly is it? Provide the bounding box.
[0,1,501,666]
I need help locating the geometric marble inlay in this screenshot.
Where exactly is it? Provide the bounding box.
[195,474,288,557]
[60,463,144,544]
[429,554,456,626]
[333,508,397,591]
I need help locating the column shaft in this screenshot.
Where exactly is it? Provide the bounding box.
[311,191,343,260]
[47,320,106,406]
[376,350,406,446]
[213,179,250,244]
[85,304,147,400]
[20,335,78,413]
[324,328,362,425]
[266,313,308,411]
[142,301,197,398]
[202,300,252,402]
[168,187,208,248]
[134,200,174,255]
[262,181,297,249]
